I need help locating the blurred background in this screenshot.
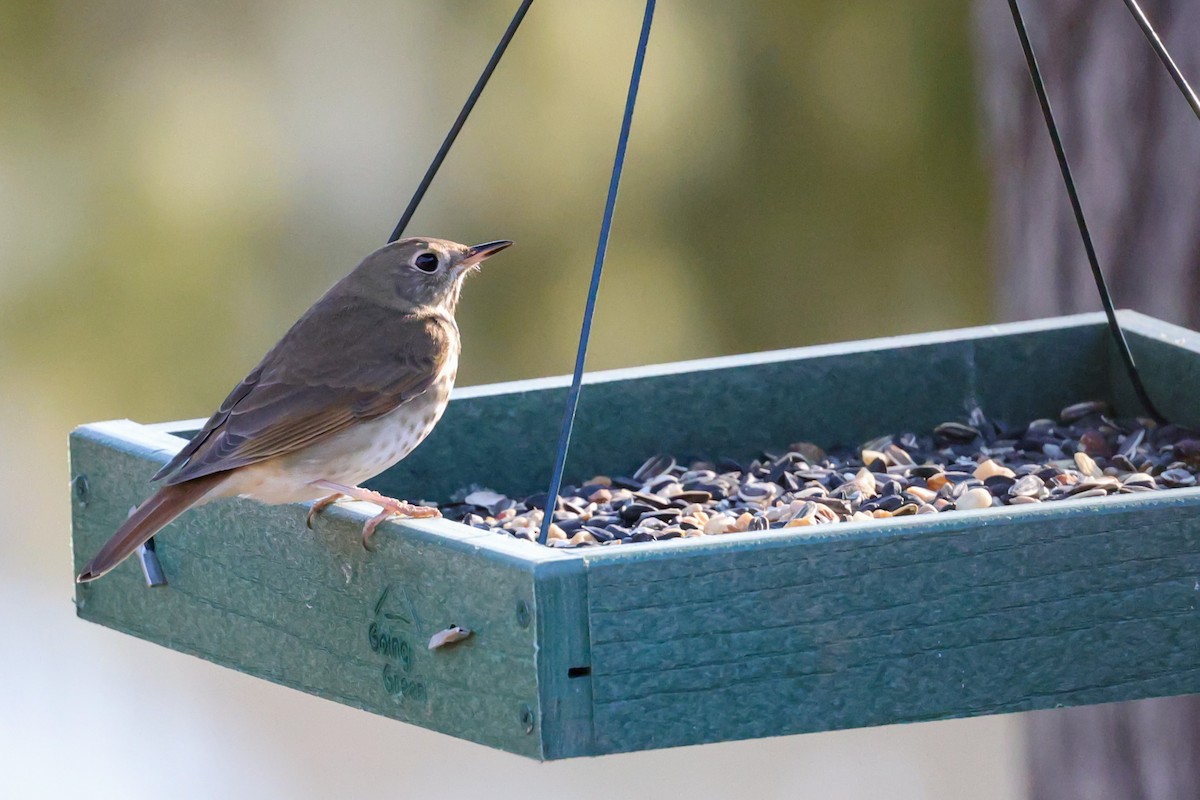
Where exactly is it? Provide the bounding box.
[2,0,1196,797]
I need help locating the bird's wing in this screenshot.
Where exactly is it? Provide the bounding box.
[156,302,455,486]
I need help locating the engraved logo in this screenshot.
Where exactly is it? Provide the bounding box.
[368,583,428,702]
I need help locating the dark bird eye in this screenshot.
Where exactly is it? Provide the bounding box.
[414,252,439,272]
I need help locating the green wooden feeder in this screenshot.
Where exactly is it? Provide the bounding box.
[71,311,1200,759]
[71,0,1200,761]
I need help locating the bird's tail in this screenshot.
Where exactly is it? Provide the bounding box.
[76,473,225,583]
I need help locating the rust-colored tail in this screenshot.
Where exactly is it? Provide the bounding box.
[76,473,225,583]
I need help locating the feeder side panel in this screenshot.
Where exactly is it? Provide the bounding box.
[1116,312,1200,427]
[584,503,1200,755]
[70,421,547,758]
[970,323,1108,423]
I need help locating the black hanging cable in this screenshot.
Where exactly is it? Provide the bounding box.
[538,0,656,545]
[388,0,534,242]
[1120,0,1200,121]
[1006,0,1166,422]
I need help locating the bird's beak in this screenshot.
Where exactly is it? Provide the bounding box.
[461,240,513,268]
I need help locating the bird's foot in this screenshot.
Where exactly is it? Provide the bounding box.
[306,493,346,529]
[309,481,441,549]
[360,499,441,550]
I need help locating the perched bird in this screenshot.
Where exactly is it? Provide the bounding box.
[77,237,512,583]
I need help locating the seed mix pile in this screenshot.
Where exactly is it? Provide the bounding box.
[440,401,1200,548]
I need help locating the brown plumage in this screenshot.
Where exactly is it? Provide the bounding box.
[77,236,512,583]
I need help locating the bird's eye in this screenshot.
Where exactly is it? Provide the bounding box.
[414,252,439,272]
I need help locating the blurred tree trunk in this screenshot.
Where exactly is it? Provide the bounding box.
[974,0,1200,328]
[974,2,1200,799]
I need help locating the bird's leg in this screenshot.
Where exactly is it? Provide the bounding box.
[309,480,441,549]
[306,493,346,529]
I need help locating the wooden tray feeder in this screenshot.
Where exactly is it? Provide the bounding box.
[72,312,1200,759]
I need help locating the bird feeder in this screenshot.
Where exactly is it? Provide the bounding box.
[71,311,1200,758]
[71,0,1200,761]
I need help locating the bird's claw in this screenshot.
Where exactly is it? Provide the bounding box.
[360,501,441,550]
[306,493,346,529]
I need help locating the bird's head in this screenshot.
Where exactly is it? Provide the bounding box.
[349,237,513,313]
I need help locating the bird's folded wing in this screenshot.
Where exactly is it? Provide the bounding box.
[156,306,454,485]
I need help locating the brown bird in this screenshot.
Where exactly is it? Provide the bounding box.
[77,236,512,583]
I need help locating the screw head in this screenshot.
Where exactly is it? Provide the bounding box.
[515,599,531,629]
[519,704,535,735]
[73,475,90,505]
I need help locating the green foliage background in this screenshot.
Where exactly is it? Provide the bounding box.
[0,0,988,423]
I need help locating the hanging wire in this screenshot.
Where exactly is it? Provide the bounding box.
[388,0,534,243]
[1120,0,1200,121]
[1006,0,1166,423]
[538,0,656,545]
